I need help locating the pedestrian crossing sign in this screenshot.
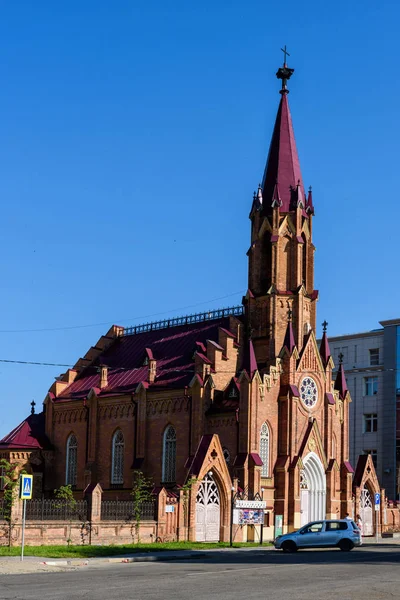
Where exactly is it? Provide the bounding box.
[19,474,33,500]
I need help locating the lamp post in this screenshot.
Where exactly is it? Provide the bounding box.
[229,486,235,547]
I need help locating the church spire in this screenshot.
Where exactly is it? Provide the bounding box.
[261,51,306,214]
[334,353,349,399]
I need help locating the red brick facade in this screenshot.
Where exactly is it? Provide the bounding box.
[1,64,359,541]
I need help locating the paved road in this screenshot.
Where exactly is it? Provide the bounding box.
[1,544,400,600]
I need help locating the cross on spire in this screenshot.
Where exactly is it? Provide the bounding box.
[338,352,344,364]
[281,45,290,66]
[276,46,294,95]
[322,320,328,332]
[31,400,36,415]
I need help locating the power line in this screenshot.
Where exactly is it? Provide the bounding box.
[0,359,72,367]
[0,290,245,334]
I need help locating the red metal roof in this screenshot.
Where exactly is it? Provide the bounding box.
[319,332,331,365]
[261,93,305,213]
[0,413,48,450]
[334,363,349,400]
[57,317,238,400]
[282,320,296,354]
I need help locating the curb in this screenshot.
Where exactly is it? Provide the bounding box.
[108,552,208,564]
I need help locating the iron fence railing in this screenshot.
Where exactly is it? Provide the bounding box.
[0,498,5,520]
[123,306,244,336]
[25,499,89,521]
[100,500,156,521]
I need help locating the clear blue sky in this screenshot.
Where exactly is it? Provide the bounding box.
[0,0,398,437]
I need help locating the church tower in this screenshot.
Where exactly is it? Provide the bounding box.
[245,56,317,367]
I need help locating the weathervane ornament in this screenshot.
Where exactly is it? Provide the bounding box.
[276,45,294,94]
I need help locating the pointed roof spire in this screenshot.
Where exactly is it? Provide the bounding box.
[242,338,258,379]
[334,353,349,399]
[319,320,331,365]
[282,307,296,354]
[262,51,305,214]
[306,186,314,214]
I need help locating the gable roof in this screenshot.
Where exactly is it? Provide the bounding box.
[56,316,241,400]
[0,412,49,450]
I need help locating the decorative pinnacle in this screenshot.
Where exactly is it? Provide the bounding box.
[276,45,294,94]
[338,352,344,364]
[31,400,36,415]
[322,320,328,332]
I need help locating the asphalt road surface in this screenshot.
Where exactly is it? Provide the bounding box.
[1,544,400,600]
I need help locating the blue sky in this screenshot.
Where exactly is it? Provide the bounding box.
[0,0,398,437]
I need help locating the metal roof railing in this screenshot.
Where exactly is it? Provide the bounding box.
[123,305,244,336]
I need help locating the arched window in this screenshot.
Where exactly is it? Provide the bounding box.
[66,434,78,486]
[162,425,176,483]
[260,423,270,478]
[111,430,124,485]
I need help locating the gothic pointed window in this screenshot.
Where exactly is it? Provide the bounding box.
[111,430,125,485]
[66,434,78,487]
[162,425,176,483]
[260,423,270,478]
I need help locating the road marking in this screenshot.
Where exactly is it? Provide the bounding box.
[186,565,284,577]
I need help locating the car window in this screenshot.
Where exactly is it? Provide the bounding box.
[326,521,347,531]
[351,521,359,530]
[303,522,323,533]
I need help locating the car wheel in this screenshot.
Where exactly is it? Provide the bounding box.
[282,541,297,553]
[338,539,354,552]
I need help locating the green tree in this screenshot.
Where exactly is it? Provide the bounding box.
[0,459,25,547]
[181,477,198,541]
[54,484,76,545]
[130,470,153,542]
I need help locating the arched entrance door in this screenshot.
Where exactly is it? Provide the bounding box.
[195,472,220,542]
[300,452,326,524]
[360,487,373,536]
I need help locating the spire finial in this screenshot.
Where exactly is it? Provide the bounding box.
[31,400,36,415]
[276,46,294,94]
[338,352,344,365]
[322,320,328,332]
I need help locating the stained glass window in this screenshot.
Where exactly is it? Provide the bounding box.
[300,377,318,408]
[66,434,78,486]
[162,425,176,483]
[260,423,270,477]
[111,430,125,485]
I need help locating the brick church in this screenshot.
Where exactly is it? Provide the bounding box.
[1,59,361,541]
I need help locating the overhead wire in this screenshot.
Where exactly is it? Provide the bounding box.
[0,289,245,334]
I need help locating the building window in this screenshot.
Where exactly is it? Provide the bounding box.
[228,386,238,398]
[162,425,176,483]
[369,349,380,366]
[111,430,124,485]
[364,376,378,396]
[363,414,378,433]
[223,448,231,465]
[260,422,270,477]
[363,449,377,469]
[66,434,78,487]
[334,346,348,365]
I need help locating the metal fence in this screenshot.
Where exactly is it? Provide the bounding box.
[0,498,5,520]
[100,500,156,521]
[25,499,89,521]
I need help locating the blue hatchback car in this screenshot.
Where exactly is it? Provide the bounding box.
[274,519,362,552]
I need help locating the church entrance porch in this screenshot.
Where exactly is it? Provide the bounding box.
[195,471,221,542]
[300,452,326,525]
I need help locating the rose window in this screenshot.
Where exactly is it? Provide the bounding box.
[300,377,318,408]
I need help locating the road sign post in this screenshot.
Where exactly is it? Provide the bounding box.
[19,475,33,562]
[374,492,380,543]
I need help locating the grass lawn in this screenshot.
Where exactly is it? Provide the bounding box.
[0,541,271,559]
